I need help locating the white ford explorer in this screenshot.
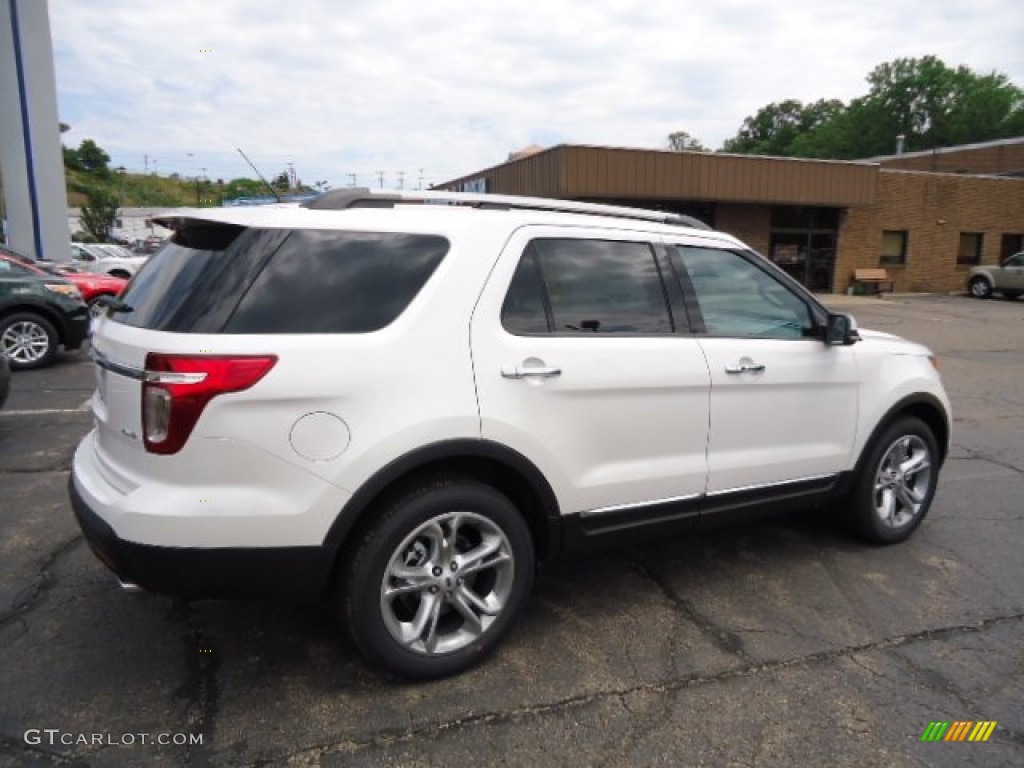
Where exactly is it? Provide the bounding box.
[70,190,951,678]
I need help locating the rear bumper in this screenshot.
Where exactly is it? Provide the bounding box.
[69,474,336,601]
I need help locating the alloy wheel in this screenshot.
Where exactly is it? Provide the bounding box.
[379,511,515,655]
[1,320,51,365]
[873,434,933,529]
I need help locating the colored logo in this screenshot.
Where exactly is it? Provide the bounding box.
[921,721,997,742]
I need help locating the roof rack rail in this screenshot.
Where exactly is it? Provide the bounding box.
[302,189,711,230]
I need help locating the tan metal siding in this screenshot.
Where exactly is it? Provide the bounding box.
[552,147,878,206]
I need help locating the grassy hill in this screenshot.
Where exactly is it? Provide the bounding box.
[66,169,228,208]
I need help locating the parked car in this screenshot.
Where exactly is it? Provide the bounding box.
[967,252,1024,299]
[1,252,127,318]
[0,254,89,369]
[71,190,951,679]
[69,243,148,278]
[0,351,9,409]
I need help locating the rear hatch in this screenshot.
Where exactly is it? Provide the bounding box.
[90,219,448,478]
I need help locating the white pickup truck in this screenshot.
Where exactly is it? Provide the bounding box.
[70,244,149,278]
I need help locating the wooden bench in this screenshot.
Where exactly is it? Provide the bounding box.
[852,268,894,295]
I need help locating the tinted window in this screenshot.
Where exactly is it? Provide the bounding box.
[673,247,811,339]
[114,224,286,332]
[501,250,550,334]
[225,230,448,334]
[502,239,672,335]
[0,258,35,276]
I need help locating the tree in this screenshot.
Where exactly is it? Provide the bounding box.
[79,186,119,242]
[75,139,111,177]
[722,99,845,156]
[666,131,709,152]
[722,57,1024,159]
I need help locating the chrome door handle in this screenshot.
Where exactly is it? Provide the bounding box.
[724,361,766,374]
[501,365,562,379]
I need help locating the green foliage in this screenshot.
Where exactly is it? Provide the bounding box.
[64,138,111,178]
[722,99,846,156]
[62,138,312,208]
[79,186,119,242]
[722,56,1024,159]
[666,131,709,152]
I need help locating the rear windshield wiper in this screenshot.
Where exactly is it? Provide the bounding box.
[94,295,134,313]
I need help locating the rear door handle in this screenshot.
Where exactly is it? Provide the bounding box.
[724,360,766,374]
[501,365,562,379]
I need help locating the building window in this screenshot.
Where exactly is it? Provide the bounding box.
[880,230,908,266]
[957,233,983,266]
[1001,233,1023,261]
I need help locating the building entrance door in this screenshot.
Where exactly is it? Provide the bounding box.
[769,207,839,292]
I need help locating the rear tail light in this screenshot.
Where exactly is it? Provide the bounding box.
[142,354,277,455]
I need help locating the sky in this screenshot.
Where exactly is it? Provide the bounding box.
[49,0,1024,191]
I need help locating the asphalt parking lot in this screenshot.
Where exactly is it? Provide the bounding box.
[1,294,1022,768]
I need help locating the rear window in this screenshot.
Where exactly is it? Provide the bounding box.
[114,224,448,334]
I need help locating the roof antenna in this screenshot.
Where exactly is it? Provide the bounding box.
[236,148,281,202]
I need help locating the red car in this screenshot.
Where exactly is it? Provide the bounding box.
[0,249,127,313]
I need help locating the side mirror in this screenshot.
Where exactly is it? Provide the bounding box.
[825,313,860,346]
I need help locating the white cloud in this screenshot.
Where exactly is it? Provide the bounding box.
[49,0,1024,188]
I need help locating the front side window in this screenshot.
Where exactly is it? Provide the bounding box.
[501,239,673,335]
[673,246,812,339]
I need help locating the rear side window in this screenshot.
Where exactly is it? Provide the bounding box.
[501,238,673,335]
[225,230,447,333]
[114,224,448,334]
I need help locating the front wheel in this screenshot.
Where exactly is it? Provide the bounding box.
[343,477,534,679]
[968,276,992,299]
[846,416,939,544]
[0,313,59,370]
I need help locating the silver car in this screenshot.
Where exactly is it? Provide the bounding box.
[968,252,1024,299]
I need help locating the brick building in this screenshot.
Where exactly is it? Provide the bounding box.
[439,137,1024,293]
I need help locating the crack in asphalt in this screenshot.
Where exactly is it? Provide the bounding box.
[0,535,83,630]
[627,559,751,662]
[170,600,221,768]
[891,646,1024,750]
[953,446,1024,475]
[262,612,1024,766]
[0,735,92,767]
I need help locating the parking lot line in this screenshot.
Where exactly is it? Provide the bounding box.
[0,407,92,417]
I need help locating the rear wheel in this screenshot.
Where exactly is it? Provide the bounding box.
[343,477,534,679]
[846,416,939,544]
[968,276,992,299]
[0,313,59,370]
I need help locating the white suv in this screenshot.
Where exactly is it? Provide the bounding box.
[71,191,951,678]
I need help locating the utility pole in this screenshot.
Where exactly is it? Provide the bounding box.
[376,170,384,189]
[417,168,424,191]
[397,171,405,190]
[143,154,149,174]
[347,173,357,187]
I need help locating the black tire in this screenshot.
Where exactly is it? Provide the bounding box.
[0,313,59,370]
[968,276,992,299]
[343,477,534,679]
[846,416,940,545]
